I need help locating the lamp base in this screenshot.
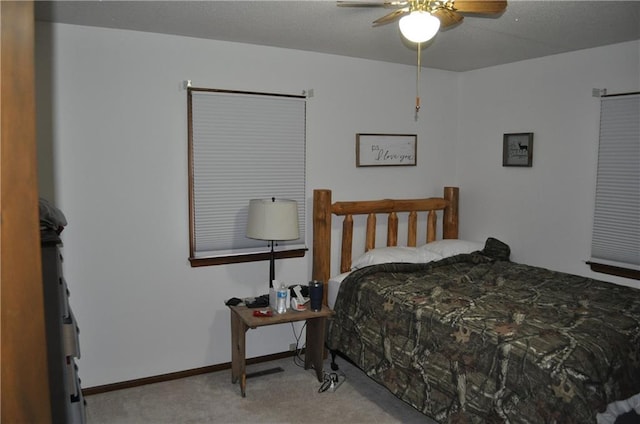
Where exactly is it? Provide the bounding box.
[269,241,275,288]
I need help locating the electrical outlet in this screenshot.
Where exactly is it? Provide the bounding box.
[289,343,297,351]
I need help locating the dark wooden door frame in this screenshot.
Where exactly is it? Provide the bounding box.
[1,1,52,422]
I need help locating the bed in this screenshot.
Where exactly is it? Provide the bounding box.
[311,187,640,424]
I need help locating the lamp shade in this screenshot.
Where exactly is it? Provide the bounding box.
[246,199,299,241]
[399,11,441,43]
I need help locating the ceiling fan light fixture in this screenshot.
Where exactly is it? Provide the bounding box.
[399,10,440,43]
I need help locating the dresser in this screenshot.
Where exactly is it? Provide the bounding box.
[40,230,86,423]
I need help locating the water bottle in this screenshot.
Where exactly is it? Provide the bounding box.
[276,285,288,314]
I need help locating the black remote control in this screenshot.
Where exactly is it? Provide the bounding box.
[245,294,269,308]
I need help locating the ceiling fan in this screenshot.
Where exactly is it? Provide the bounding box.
[337,0,507,42]
[337,0,507,118]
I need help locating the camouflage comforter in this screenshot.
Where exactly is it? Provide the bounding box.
[327,240,640,423]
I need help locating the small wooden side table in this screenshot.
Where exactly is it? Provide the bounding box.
[228,304,333,397]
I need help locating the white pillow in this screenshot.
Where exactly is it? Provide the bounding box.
[351,246,443,270]
[419,249,447,263]
[419,239,484,258]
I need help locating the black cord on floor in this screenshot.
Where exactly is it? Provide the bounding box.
[290,321,307,368]
[318,370,346,393]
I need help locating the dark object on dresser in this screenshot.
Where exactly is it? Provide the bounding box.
[41,229,86,423]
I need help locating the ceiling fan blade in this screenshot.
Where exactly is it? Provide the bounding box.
[337,1,407,8]
[450,0,507,14]
[432,8,464,28]
[373,8,410,26]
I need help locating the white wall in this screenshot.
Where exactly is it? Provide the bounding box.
[35,23,458,387]
[456,40,640,290]
[36,22,639,388]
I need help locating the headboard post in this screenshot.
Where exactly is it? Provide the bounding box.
[443,186,459,239]
[313,186,459,307]
[312,189,332,305]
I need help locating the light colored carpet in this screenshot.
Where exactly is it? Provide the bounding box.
[85,355,436,424]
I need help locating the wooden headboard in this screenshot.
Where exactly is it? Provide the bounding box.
[311,186,459,304]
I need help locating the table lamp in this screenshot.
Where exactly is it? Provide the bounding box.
[246,198,299,289]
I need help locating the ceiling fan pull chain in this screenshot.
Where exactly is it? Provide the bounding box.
[415,42,422,120]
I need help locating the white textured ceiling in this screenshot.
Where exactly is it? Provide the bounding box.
[35,0,640,72]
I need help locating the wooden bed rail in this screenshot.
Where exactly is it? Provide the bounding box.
[312,187,459,305]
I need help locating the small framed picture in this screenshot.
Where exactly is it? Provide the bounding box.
[356,133,417,167]
[503,133,533,167]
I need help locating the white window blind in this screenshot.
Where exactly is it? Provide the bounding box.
[591,93,640,271]
[188,89,306,260]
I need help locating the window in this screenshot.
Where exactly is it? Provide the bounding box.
[589,92,640,280]
[188,88,307,267]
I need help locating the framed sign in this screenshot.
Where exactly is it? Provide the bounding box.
[503,133,533,167]
[356,133,417,167]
